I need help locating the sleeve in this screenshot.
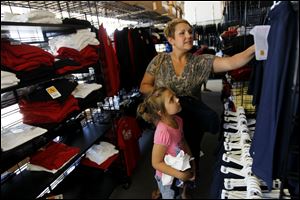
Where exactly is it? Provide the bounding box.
[154,128,171,147]
[145,53,163,76]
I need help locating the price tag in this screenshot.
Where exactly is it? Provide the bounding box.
[250,25,270,60]
[46,86,62,99]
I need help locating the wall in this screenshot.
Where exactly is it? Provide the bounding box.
[183,1,223,25]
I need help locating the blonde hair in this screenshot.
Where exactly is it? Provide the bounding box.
[137,87,170,124]
[164,18,192,39]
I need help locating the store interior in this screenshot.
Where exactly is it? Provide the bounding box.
[1,1,299,199]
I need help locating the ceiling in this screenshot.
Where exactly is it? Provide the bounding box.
[1,1,174,25]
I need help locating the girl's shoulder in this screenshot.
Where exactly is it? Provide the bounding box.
[174,115,182,120]
[174,115,183,125]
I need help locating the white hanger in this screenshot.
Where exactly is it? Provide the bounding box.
[224,178,264,190]
[221,188,286,199]
[224,131,252,151]
[223,146,252,165]
[224,178,281,190]
[221,164,252,178]
[221,189,245,199]
[223,122,247,131]
[225,135,241,142]
[222,152,243,165]
[246,175,263,198]
[247,119,256,126]
[224,129,254,138]
[224,141,242,151]
[223,152,253,167]
[224,123,255,131]
[224,126,251,141]
[222,176,263,198]
[224,106,245,117]
[270,1,281,10]
[224,115,247,123]
[224,138,251,151]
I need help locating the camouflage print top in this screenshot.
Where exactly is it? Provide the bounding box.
[146,52,215,100]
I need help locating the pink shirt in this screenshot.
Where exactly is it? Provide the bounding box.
[154,115,184,177]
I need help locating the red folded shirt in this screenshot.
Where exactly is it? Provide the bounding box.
[30,141,80,170]
[1,40,54,71]
[80,154,119,170]
[19,95,80,124]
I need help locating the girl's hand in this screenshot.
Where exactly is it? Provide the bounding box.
[179,169,194,181]
[188,172,196,182]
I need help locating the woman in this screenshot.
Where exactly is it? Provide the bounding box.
[140,18,255,176]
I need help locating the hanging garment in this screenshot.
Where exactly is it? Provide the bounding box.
[250,1,298,190]
[98,24,120,96]
[117,116,142,176]
[114,28,134,91]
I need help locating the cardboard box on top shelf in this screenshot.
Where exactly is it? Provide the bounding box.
[121,1,182,19]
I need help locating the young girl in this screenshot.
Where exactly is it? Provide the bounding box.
[137,87,196,199]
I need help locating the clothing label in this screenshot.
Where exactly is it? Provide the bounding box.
[46,86,62,99]
[250,25,271,60]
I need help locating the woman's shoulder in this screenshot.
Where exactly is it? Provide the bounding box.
[153,52,169,61]
[190,53,215,61]
[189,53,216,68]
[148,52,170,68]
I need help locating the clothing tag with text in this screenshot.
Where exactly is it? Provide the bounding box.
[46,86,62,99]
[250,25,271,60]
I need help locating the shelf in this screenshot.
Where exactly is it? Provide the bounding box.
[1,1,172,25]
[1,123,111,199]
[1,21,91,36]
[0,67,90,95]
[0,113,80,173]
[1,88,106,173]
[50,164,120,199]
[1,19,109,200]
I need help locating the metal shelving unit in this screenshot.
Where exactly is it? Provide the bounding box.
[1,1,172,26]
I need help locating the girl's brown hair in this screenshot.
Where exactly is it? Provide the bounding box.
[137,87,170,124]
[164,18,192,39]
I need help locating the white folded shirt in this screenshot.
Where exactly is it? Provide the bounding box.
[72,83,102,98]
[85,141,119,165]
[1,123,47,151]
[161,150,192,186]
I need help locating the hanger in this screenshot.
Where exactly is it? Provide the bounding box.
[224,129,254,139]
[270,1,281,10]
[222,152,253,167]
[224,114,246,123]
[221,164,253,178]
[224,106,245,117]
[224,178,281,190]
